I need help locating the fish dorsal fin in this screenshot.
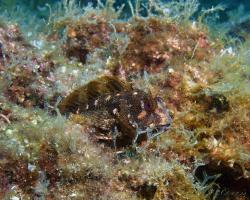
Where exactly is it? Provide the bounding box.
[58,87,83,114]
[58,76,132,114]
[84,76,132,101]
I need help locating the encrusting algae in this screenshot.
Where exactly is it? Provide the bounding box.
[0,0,250,199]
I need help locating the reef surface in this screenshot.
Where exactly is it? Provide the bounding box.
[0,1,250,199]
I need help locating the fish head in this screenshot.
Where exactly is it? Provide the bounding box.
[129,90,172,137]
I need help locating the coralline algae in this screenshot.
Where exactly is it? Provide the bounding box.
[0,1,250,199]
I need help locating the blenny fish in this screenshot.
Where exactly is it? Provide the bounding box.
[58,76,172,147]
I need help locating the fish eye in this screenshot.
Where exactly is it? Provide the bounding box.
[144,101,152,111]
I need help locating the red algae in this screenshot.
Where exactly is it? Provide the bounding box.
[0,1,250,199]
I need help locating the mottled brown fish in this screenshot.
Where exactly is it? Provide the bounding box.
[58,76,172,147]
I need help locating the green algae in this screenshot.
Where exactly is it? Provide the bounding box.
[0,0,250,199]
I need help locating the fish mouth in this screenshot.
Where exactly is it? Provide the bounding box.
[132,122,172,145]
[152,96,173,136]
[148,122,172,139]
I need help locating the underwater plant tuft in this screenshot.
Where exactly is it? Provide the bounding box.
[0,0,250,199]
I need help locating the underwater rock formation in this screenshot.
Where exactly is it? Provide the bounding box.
[0,0,250,199]
[63,13,221,78]
[0,23,59,109]
[64,16,112,63]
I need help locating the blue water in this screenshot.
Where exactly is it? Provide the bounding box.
[1,0,250,42]
[1,0,250,21]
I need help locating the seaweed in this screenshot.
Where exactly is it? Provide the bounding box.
[0,0,250,199]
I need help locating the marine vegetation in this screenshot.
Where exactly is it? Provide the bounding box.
[0,0,250,199]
